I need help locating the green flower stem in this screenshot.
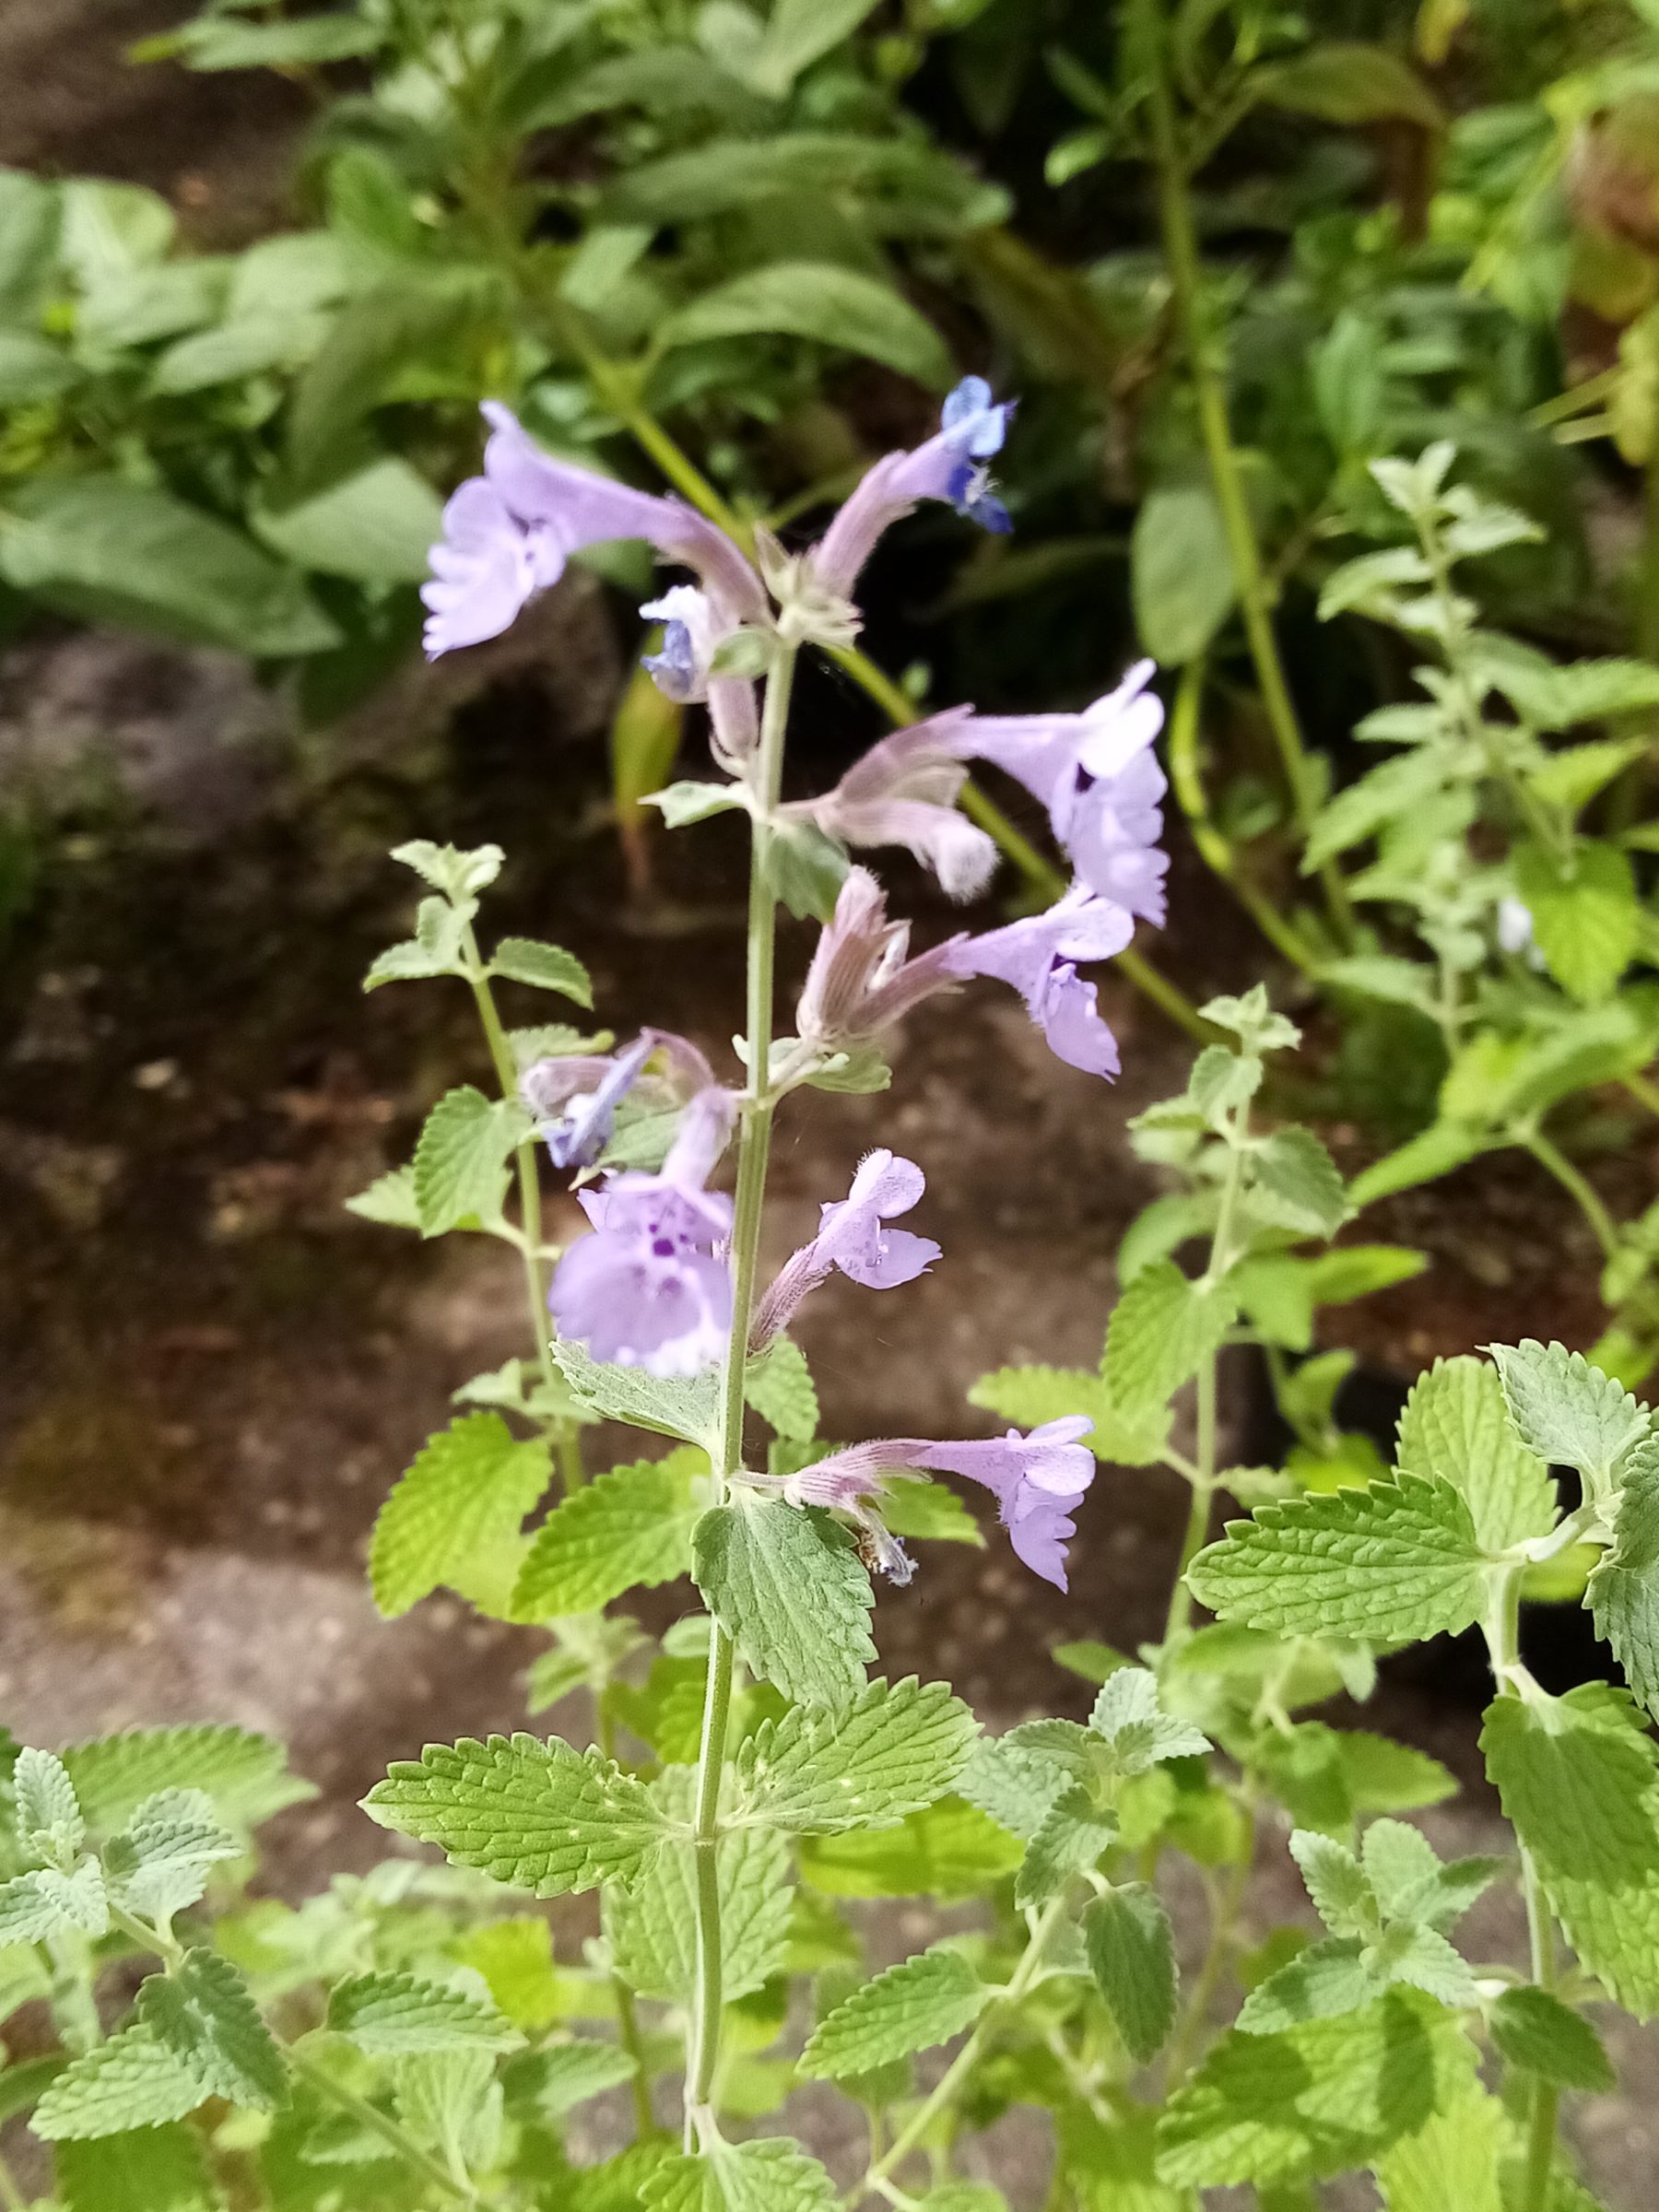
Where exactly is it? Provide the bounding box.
[686,641,799,2146]
[1523,1129,1619,1263]
[1140,0,1353,947]
[1168,658,1318,975]
[852,1897,1069,2205]
[458,923,583,1489]
[1483,1565,1560,2212]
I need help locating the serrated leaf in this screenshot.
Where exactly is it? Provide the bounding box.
[642,2138,838,2212]
[1482,1685,1659,2013]
[1489,1340,1648,1491]
[1375,2085,1503,2212]
[105,1788,239,1924]
[371,1414,553,1620]
[15,1747,83,1863]
[734,1677,977,1833]
[1249,1129,1347,1239]
[1290,1830,1372,1936]
[1105,1260,1239,1416]
[1236,1936,1382,2033]
[1590,1434,1659,1721]
[54,2125,217,2212]
[1084,1885,1177,2063]
[1489,1985,1614,2090]
[412,1087,522,1236]
[957,1735,1071,1841]
[552,1339,720,1445]
[879,1476,984,1547]
[391,840,503,900]
[137,1951,287,2110]
[693,1500,875,1710]
[606,1777,789,2006]
[525,2037,639,2114]
[512,1449,700,1621]
[1154,1993,1469,2188]
[1089,1666,1210,1772]
[968,1364,1171,1465]
[328,1971,522,2055]
[364,898,465,990]
[1395,1356,1558,1552]
[489,938,593,1004]
[0,1863,106,1944]
[799,1797,1023,1899]
[61,1725,310,1832]
[1375,1923,1478,2007]
[1515,841,1638,1004]
[362,1735,666,1896]
[745,1339,818,1441]
[344,1165,422,1230]
[798,1947,985,2079]
[31,2026,204,2139]
[1187,1474,1488,1642]
[1018,1785,1118,1906]
[394,2046,500,2175]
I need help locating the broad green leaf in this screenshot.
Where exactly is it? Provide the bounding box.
[1290,1830,1372,1936]
[31,2028,203,2139]
[1515,841,1638,1004]
[1395,1356,1558,1551]
[0,477,336,655]
[61,1725,310,1833]
[957,1735,1071,1841]
[412,1088,522,1236]
[693,1499,875,1709]
[1154,1993,1470,2189]
[1482,1684,1659,2012]
[104,1789,239,1925]
[1084,1885,1178,2063]
[747,0,884,93]
[1230,1245,1425,1355]
[1303,750,1447,872]
[1235,1937,1381,2033]
[969,1364,1171,1465]
[800,1797,1023,1899]
[1131,483,1237,666]
[642,2138,838,2211]
[525,2037,639,2114]
[288,278,490,487]
[345,1165,422,1230]
[512,1450,700,1621]
[880,1477,984,1547]
[489,938,594,1003]
[1248,1129,1347,1240]
[371,1414,553,1619]
[136,1951,286,2110]
[150,310,330,394]
[1256,41,1443,129]
[363,896,467,989]
[54,2126,217,2212]
[14,1747,82,1862]
[660,264,953,388]
[1491,655,1659,729]
[606,135,994,230]
[58,179,174,285]
[1187,1474,1488,1641]
[798,1947,986,2078]
[1488,1341,1648,1493]
[606,1780,789,2006]
[1017,1786,1118,1906]
[1375,2086,1503,2212]
[363,1735,666,1896]
[394,2046,500,2176]
[1488,1985,1615,2090]
[734,1676,977,1833]
[1105,1260,1239,1416]
[746,1339,818,1442]
[328,1971,523,2055]
[392,840,504,900]
[553,1339,720,1445]
[166,12,382,66]
[1590,1434,1659,1720]
[253,457,443,585]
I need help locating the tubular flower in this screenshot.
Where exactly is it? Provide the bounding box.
[943,884,1134,1078]
[547,1087,736,1377]
[952,661,1170,924]
[809,377,1016,602]
[422,404,765,660]
[524,1036,654,1172]
[639,583,761,770]
[752,1150,939,1347]
[785,1417,1095,1589]
[787,714,997,900]
[795,868,964,1046]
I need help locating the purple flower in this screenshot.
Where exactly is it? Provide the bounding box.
[639,582,760,769]
[810,378,1016,600]
[753,1149,939,1347]
[785,1417,1095,1589]
[944,884,1133,1077]
[547,1086,737,1376]
[422,405,765,660]
[788,714,997,900]
[794,868,964,1046]
[951,662,1169,924]
[524,1036,654,1171]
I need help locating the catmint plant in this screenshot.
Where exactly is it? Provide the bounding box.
[7,388,1659,2212]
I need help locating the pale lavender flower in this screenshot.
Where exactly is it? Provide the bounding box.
[944,884,1133,1077]
[952,661,1169,924]
[787,714,997,900]
[795,868,964,1046]
[548,1085,736,1376]
[423,404,765,660]
[785,1416,1095,1589]
[753,1149,939,1347]
[810,377,1015,600]
[639,582,760,768]
[524,1035,654,1171]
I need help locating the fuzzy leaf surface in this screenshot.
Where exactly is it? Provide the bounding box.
[1488,1985,1615,2090]
[488,937,592,1003]
[327,1971,523,2055]
[105,1788,239,1924]
[1248,1128,1347,1239]
[411,1087,519,1235]
[362,1735,665,1896]
[60,1725,310,1831]
[1394,1356,1558,1551]
[1488,1341,1647,1490]
[31,2027,205,2139]
[745,1338,819,1441]
[1187,1474,1487,1641]
[1589,1434,1659,1722]
[641,2138,838,2211]
[799,1798,1023,1900]
[1084,1884,1177,2062]
[606,1784,790,2006]
[969,1363,1171,1465]
[371,1414,552,1619]
[800,1947,985,2080]
[512,1450,701,1621]
[694,1499,874,1709]
[136,1950,287,2110]
[734,1677,976,1833]
[1105,1260,1239,1415]
[552,1339,719,1445]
